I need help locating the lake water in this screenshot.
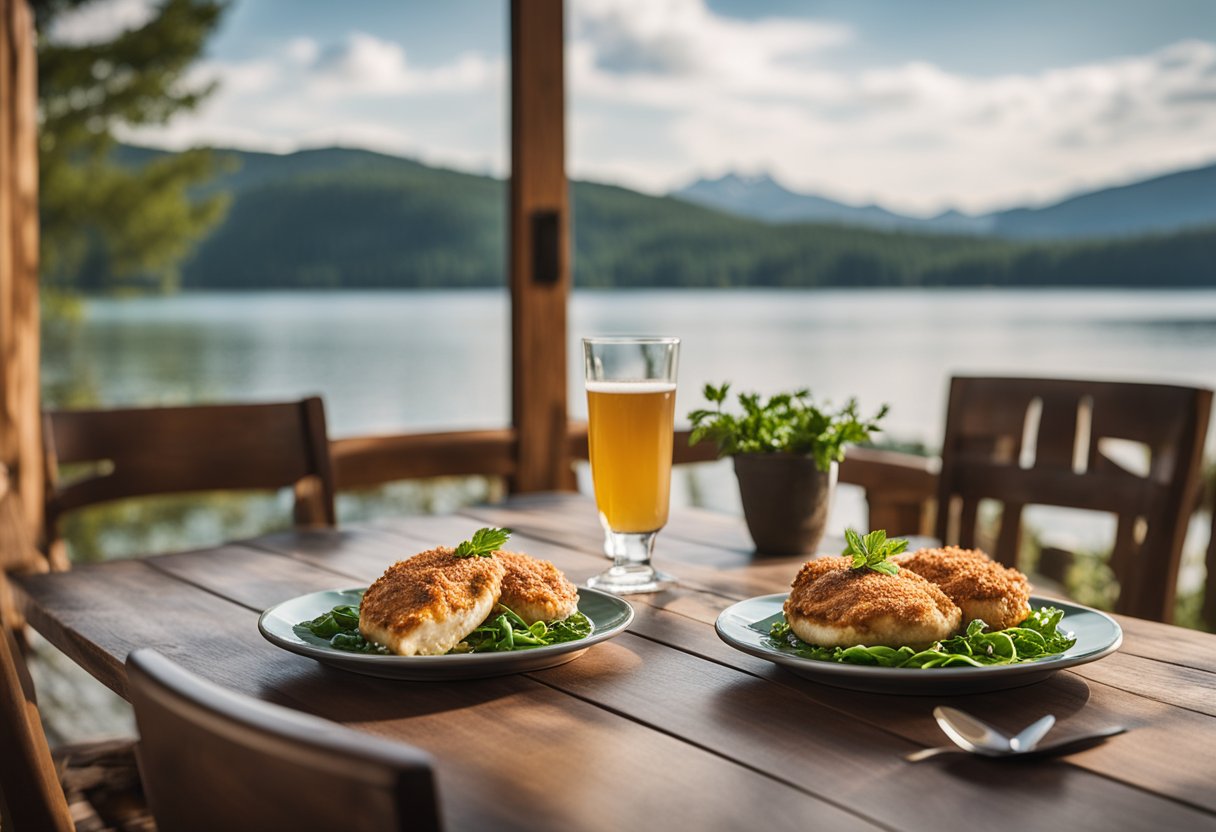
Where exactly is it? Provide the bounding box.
[42,288,1216,581]
[45,287,1216,439]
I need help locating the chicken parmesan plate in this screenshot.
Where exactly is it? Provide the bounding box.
[716,593,1121,694]
[258,528,634,680]
[260,585,633,680]
[715,531,1121,694]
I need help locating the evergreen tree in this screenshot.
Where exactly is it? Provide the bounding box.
[33,0,229,292]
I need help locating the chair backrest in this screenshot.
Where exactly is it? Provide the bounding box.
[42,397,336,556]
[125,649,442,832]
[935,376,1211,622]
[0,625,74,832]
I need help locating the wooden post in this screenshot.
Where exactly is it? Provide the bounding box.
[0,0,43,572]
[509,0,572,492]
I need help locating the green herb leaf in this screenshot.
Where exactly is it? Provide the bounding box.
[869,559,900,576]
[454,527,511,558]
[686,382,887,471]
[841,527,905,575]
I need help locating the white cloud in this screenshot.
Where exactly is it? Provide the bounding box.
[48,0,157,45]
[566,1,1216,213]
[117,0,1216,215]
[119,35,506,175]
[309,32,501,97]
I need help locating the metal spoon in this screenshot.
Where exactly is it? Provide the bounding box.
[1010,714,1056,752]
[933,706,1015,755]
[934,706,1057,754]
[906,723,1127,762]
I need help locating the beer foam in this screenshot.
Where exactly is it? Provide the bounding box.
[585,381,677,394]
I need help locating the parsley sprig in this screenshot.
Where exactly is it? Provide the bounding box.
[842,528,906,576]
[454,527,511,558]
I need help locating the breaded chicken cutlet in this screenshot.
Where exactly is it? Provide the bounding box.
[359,547,505,656]
[784,557,962,649]
[495,551,580,625]
[894,546,1031,631]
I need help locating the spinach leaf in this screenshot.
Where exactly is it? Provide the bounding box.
[296,601,592,655]
[765,606,1076,669]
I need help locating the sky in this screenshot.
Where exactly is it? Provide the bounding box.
[50,0,1216,216]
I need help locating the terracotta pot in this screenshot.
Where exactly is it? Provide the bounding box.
[732,454,837,556]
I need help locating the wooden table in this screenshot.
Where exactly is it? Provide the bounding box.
[14,493,1216,831]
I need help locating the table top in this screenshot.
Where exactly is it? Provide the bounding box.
[15,493,1216,831]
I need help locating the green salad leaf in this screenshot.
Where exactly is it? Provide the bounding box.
[451,606,592,653]
[842,528,907,576]
[454,527,512,558]
[295,601,591,655]
[295,604,388,654]
[766,606,1077,668]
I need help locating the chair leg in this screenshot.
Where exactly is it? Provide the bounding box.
[1,569,31,651]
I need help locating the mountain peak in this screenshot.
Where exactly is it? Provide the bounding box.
[713,170,779,187]
[673,170,918,227]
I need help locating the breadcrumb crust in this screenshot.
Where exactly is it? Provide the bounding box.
[496,551,580,624]
[358,547,504,655]
[895,547,1031,630]
[784,556,962,648]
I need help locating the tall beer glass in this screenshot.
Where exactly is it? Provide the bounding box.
[583,336,680,594]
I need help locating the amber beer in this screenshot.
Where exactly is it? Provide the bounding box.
[586,381,677,533]
[582,335,679,594]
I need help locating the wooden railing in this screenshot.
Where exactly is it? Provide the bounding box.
[332,424,738,490]
[330,426,939,539]
[332,429,519,489]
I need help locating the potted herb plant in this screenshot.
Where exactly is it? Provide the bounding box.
[688,383,888,556]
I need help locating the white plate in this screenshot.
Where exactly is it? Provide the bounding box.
[260,587,634,680]
[715,594,1122,694]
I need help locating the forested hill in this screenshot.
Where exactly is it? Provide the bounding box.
[116,144,1216,290]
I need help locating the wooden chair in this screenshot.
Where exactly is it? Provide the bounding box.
[935,376,1211,623]
[42,397,336,565]
[0,621,72,831]
[1,622,152,832]
[126,649,442,832]
[1203,506,1216,632]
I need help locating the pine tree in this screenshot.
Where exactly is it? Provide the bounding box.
[33,0,230,292]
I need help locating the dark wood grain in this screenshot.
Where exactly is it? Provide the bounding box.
[132,539,1216,830]
[611,582,1216,815]
[148,534,1216,820]
[14,503,1216,831]
[13,559,879,832]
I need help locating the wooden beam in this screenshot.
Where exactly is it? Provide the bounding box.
[0,0,42,570]
[509,0,571,492]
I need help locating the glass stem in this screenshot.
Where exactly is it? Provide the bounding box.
[604,530,657,572]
